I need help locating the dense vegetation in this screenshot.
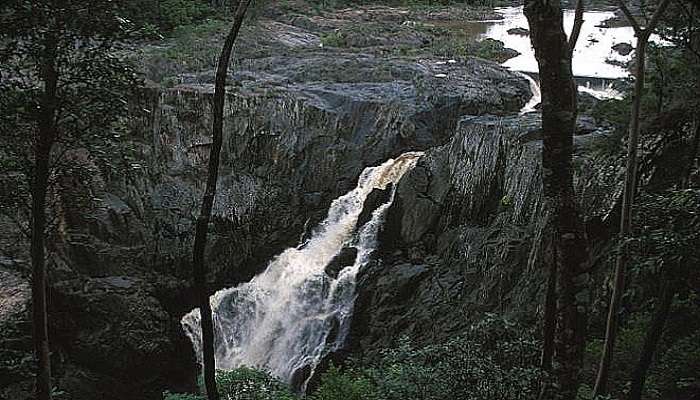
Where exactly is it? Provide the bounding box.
[166,316,544,400]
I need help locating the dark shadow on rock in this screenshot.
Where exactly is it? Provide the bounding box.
[357,183,393,229]
[325,247,359,279]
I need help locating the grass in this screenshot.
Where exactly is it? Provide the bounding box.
[141,18,231,84]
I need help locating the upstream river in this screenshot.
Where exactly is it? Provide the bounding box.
[485,6,637,79]
[465,6,663,99]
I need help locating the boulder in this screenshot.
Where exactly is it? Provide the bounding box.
[325,247,359,279]
[612,42,634,56]
[507,27,530,36]
[357,184,393,229]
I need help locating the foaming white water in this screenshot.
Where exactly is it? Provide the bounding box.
[182,152,423,389]
[519,73,541,115]
[578,81,623,100]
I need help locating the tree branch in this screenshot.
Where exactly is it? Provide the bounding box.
[616,0,642,34]
[569,0,586,52]
[646,0,673,32]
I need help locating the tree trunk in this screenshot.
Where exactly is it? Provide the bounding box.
[538,240,558,400]
[32,35,59,400]
[191,2,251,399]
[541,244,557,373]
[593,31,651,398]
[628,279,675,400]
[681,119,699,188]
[593,1,673,393]
[524,1,589,398]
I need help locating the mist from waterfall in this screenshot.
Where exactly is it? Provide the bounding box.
[181,152,423,390]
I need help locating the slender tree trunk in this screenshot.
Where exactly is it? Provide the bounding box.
[541,246,557,373]
[593,0,673,391]
[32,35,59,400]
[538,241,558,400]
[593,31,649,399]
[628,279,675,400]
[525,1,589,398]
[191,2,251,399]
[681,119,699,188]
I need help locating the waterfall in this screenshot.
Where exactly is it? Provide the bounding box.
[578,80,623,100]
[181,151,423,390]
[519,73,541,115]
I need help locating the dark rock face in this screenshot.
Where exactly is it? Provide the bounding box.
[112,51,531,289]
[50,277,197,400]
[357,184,393,229]
[351,113,620,351]
[325,247,359,279]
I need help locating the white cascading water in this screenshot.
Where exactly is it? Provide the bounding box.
[181,152,423,390]
[519,72,541,115]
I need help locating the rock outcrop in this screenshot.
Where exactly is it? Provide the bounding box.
[351,113,620,351]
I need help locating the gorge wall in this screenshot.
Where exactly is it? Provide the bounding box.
[1,51,542,398]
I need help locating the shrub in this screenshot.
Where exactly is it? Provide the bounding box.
[216,367,296,400]
[164,368,296,400]
[310,315,544,400]
[310,365,377,400]
[159,0,212,30]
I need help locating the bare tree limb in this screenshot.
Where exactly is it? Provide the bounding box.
[569,0,586,52]
[191,0,253,399]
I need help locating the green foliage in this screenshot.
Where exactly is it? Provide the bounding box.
[164,368,296,400]
[142,18,230,83]
[163,392,205,400]
[584,315,653,398]
[652,330,700,396]
[0,0,140,236]
[216,367,296,400]
[166,318,542,400]
[320,31,347,47]
[159,0,213,30]
[310,365,377,400]
[312,315,544,400]
[119,0,215,33]
[631,190,700,281]
[583,189,700,399]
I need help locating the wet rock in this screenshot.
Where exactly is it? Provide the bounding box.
[385,153,450,246]
[612,42,634,56]
[326,247,359,279]
[577,115,598,135]
[303,192,323,208]
[605,57,629,68]
[467,38,520,63]
[357,184,393,229]
[507,27,530,36]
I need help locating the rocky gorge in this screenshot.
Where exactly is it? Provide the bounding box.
[0,4,624,399]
